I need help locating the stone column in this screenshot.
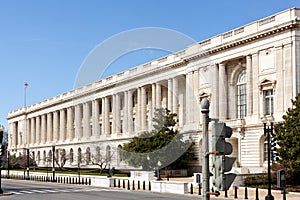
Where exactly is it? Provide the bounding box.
[36,116,41,144]
[275,46,284,112]
[104,96,110,136]
[47,113,53,143]
[41,114,47,144]
[193,69,199,123]
[185,72,193,124]
[12,122,17,148]
[53,111,59,143]
[115,94,121,135]
[246,55,253,115]
[211,64,219,119]
[219,63,227,120]
[123,91,128,134]
[252,53,259,116]
[156,83,161,108]
[101,98,105,135]
[31,118,36,145]
[75,105,82,139]
[67,107,74,141]
[83,103,91,139]
[112,95,116,135]
[151,83,156,129]
[168,79,173,112]
[284,43,293,110]
[141,86,147,131]
[92,100,100,137]
[127,90,133,135]
[136,88,141,132]
[60,109,66,141]
[172,77,179,116]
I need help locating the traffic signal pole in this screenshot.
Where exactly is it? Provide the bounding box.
[201,98,210,200]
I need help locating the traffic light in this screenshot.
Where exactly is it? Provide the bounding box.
[270,137,279,162]
[211,121,236,191]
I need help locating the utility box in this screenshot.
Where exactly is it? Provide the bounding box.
[277,170,286,189]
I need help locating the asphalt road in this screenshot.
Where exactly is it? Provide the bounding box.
[1,179,201,200]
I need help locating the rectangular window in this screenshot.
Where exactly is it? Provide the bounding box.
[237,84,247,119]
[109,122,112,135]
[264,90,274,115]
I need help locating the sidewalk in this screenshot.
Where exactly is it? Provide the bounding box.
[165,177,300,200]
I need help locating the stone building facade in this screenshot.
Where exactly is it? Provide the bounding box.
[7,8,300,174]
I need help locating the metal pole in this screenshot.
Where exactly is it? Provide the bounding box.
[201,98,210,200]
[26,149,30,180]
[265,122,274,200]
[0,168,2,194]
[7,150,10,178]
[52,146,55,182]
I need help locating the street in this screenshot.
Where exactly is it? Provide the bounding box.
[1,179,201,200]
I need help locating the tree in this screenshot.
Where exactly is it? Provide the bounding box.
[89,147,116,174]
[54,148,69,170]
[122,108,195,171]
[274,94,300,185]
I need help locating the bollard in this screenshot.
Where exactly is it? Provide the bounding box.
[244,187,248,199]
[148,181,151,191]
[89,178,91,185]
[225,189,228,198]
[137,180,140,190]
[234,186,238,199]
[255,187,259,200]
[190,183,193,194]
[143,181,145,190]
[132,180,135,190]
[127,180,130,190]
[113,179,116,187]
[118,179,120,188]
[123,179,125,188]
[198,184,201,195]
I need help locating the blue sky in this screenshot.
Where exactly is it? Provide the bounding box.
[0,0,299,127]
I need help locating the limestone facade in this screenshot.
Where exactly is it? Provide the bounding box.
[7,8,300,173]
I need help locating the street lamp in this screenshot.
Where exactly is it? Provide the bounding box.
[0,125,5,194]
[262,116,274,200]
[157,161,162,181]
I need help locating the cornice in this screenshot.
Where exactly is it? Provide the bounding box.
[185,19,299,62]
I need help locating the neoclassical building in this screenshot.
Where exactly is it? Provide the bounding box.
[7,8,300,174]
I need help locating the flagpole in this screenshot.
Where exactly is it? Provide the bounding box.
[24,82,28,107]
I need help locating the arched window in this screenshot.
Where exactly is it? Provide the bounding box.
[117,145,123,165]
[86,147,91,165]
[78,148,82,163]
[70,148,74,164]
[106,146,111,162]
[237,70,247,119]
[96,146,101,163]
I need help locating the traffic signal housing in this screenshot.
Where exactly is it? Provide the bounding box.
[211,121,236,191]
[270,137,279,162]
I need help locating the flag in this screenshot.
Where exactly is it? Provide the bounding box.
[24,82,28,88]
